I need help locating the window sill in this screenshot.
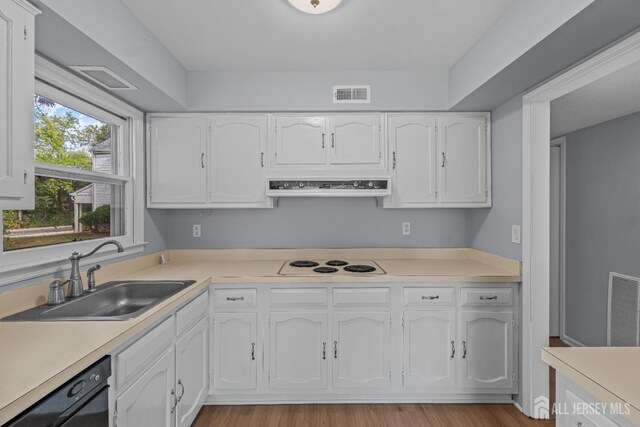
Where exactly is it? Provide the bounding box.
[0,242,148,288]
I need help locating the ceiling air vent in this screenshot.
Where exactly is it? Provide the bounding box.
[70,66,138,91]
[333,85,371,104]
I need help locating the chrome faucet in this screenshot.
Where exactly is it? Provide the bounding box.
[67,241,124,298]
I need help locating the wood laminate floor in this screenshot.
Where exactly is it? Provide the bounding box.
[193,338,570,427]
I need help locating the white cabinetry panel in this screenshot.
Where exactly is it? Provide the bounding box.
[332,312,390,388]
[403,311,456,389]
[269,312,328,390]
[328,115,382,166]
[176,317,209,427]
[213,312,257,391]
[273,116,326,166]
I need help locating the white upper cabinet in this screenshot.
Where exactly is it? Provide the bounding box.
[438,115,488,204]
[210,115,271,207]
[0,0,38,210]
[385,115,437,207]
[212,312,257,391]
[273,116,326,166]
[403,310,456,389]
[269,312,328,390]
[149,117,208,205]
[332,311,390,388]
[458,311,513,390]
[328,115,382,166]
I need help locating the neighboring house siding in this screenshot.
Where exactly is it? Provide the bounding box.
[92,153,111,209]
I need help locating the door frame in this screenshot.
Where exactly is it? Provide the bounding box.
[549,137,566,340]
[520,31,640,418]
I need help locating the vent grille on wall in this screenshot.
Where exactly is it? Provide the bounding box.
[608,272,640,346]
[70,66,138,90]
[333,85,371,104]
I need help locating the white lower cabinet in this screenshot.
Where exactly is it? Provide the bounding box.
[176,318,209,427]
[269,312,328,390]
[332,312,390,388]
[112,291,209,427]
[458,311,513,389]
[210,284,517,402]
[212,312,257,391]
[403,311,456,389]
[115,348,175,427]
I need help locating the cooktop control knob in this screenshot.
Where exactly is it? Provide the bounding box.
[353,181,360,188]
[283,181,290,188]
[368,181,374,188]
[298,182,305,188]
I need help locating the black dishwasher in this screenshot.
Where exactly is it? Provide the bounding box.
[6,356,111,427]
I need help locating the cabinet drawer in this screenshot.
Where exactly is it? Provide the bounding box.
[270,288,328,309]
[404,287,455,307]
[214,288,257,309]
[460,287,512,307]
[176,290,209,336]
[115,316,175,390]
[565,390,621,427]
[333,288,390,309]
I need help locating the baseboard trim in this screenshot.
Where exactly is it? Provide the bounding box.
[205,394,515,405]
[561,334,586,347]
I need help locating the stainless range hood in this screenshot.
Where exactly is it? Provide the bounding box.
[267,178,391,197]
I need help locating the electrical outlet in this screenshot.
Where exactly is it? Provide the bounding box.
[512,225,521,244]
[193,224,201,238]
[402,222,411,236]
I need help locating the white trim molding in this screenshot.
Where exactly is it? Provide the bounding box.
[0,56,146,286]
[520,30,640,418]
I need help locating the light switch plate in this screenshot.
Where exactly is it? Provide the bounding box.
[512,225,521,244]
[193,224,202,238]
[402,222,411,236]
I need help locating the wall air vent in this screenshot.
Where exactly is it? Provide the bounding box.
[333,85,371,104]
[608,272,640,346]
[70,66,138,91]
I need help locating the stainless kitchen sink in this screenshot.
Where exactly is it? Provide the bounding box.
[1,280,197,322]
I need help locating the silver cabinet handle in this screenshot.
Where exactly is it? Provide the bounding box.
[322,342,326,360]
[177,379,185,402]
[392,151,397,170]
[421,295,439,300]
[441,152,446,167]
[170,389,177,414]
[334,341,338,359]
[321,133,325,148]
[251,343,256,360]
[451,341,455,359]
[260,152,264,167]
[480,296,498,301]
[200,153,205,168]
[462,341,467,359]
[331,133,335,148]
[226,296,245,301]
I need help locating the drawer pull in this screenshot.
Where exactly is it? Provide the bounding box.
[226,296,245,301]
[479,296,498,301]
[421,295,439,300]
[450,341,455,359]
[251,343,256,361]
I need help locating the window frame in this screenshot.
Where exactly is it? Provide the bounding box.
[0,55,146,286]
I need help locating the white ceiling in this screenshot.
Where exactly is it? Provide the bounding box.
[120,0,513,71]
[551,59,640,138]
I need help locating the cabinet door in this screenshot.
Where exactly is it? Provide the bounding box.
[176,317,209,427]
[149,117,208,204]
[273,116,326,166]
[438,116,487,204]
[386,115,437,206]
[0,0,35,209]
[403,311,455,389]
[115,348,175,427]
[332,312,390,388]
[328,115,381,166]
[210,115,269,205]
[458,311,513,389]
[213,312,257,391]
[269,312,327,390]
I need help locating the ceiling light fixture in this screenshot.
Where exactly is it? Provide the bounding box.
[288,0,343,14]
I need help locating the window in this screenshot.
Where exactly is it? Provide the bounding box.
[0,56,145,284]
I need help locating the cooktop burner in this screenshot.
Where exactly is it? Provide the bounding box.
[326,260,348,267]
[290,260,320,268]
[313,266,339,274]
[344,264,377,273]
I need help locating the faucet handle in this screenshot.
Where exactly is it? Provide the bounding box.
[87,264,101,292]
[47,280,69,305]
